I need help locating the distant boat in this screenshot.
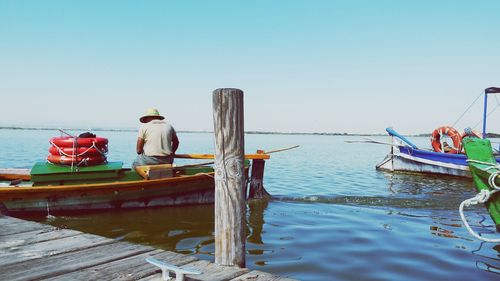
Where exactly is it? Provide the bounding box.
[376,87,500,177]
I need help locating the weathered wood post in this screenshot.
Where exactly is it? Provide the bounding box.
[248,150,271,199]
[213,88,246,267]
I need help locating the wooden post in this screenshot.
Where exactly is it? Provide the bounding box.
[212,88,246,267]
[248,150,271,199]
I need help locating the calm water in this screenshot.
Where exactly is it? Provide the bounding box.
[1,128,500,280]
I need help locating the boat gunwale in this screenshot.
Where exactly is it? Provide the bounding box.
[0,171,215,194]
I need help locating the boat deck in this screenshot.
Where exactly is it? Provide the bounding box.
[0,215,296,281]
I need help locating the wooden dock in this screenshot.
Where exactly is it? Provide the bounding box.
[0,215,296,281]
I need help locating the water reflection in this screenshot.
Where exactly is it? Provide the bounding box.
[247,199,269,245]
[16,200,273,262]
[381,171,474,197]
[472,243,500,276]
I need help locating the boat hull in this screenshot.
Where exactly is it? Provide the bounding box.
[0,173,216,214]
[377,145,472,177]
[463,138,500,231]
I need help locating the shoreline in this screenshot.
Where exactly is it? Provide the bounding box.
[2,126,498,138]
[0,126,391,137]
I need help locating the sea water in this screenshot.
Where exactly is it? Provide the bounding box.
[1,128,499,281]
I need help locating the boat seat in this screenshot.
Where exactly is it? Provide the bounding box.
[145,257,201,281]
[135,164,174,180]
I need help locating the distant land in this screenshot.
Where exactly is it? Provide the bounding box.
[0,126,384,136]
[1,126,498,138]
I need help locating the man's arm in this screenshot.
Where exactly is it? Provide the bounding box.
[172,133,179,154]
[136,137,145,154]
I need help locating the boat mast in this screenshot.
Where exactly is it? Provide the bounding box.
[482,90,488,139]
[483,87,500,139]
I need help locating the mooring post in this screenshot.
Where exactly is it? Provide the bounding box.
[248,150,271,199]
[212,88,246,268]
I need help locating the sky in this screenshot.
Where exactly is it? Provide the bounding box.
[1,0,499,134]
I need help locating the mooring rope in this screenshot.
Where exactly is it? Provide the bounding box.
[459,160,500,242]
[452,91,483,128]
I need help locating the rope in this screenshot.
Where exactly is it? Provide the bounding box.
[459,161,500,242]
[50,141,108,157]
[472,103,500,130]
[452,91,483,128]
[49,138,108,170]
[71,136,77,171]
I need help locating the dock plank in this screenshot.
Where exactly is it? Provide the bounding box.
[0,232,113,267]
[43,250,199,281]
[0,227,81,250]
[180,260,249,281]
[231,271,297,281]
[0,217,55,237]
[0,241,157,281]
[0,215,297,281]
[138,259,249,281]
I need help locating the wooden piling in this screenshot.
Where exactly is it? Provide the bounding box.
[212,88,246,268]
[248,157,271,200]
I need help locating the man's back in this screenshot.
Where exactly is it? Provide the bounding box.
[139,120,176,156]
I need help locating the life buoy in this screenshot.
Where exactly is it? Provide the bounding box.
[50,137,108,148]
[48,146,107,157]
[47,154,107,166]
[431,126,462,154]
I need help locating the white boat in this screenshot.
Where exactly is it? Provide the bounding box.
[376,87,500,177]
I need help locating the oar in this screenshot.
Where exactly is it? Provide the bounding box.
[174,161,214,168]
[58,128,75,137]
[174,145,299,160]
[345,137,397,146]
[174,153,270,160]
[263,145,300,154]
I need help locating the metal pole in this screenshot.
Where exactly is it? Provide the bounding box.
[482,92,488,139]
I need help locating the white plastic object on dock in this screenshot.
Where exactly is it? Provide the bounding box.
[145,257,201,281]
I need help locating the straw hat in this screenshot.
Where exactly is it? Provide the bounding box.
[140,108,165,123]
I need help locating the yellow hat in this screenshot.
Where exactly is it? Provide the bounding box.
[140,108,165,123]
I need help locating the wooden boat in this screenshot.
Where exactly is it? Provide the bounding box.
[376,87,500,177]
[463,137,500,232]
[0,153,269,215]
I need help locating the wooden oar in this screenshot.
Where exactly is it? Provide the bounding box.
[264,145,299,154]
[0,169,31,181]
[175,153,270,160]
[345,137,396,146]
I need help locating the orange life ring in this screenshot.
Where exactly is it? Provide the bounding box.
[47,154,107,166]
[431,126,462,154]
[48,146,107,156]
[50,137,108,148]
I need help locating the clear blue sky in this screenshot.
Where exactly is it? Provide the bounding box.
[1,0,499,134]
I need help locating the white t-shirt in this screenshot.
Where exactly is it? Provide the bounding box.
[138,120,176,156]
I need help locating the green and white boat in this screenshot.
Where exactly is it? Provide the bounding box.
[463,137,500,233]
[0,153,268,215]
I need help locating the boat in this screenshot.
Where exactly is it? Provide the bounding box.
[376,87,500,177]
[461,137,500,237]
[0,153,270,215]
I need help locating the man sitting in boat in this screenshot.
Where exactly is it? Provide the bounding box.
[132,108,179,168]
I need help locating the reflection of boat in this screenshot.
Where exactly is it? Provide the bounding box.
[463,137,500,233]
[377,87,500,177]
[0,153,269,215]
